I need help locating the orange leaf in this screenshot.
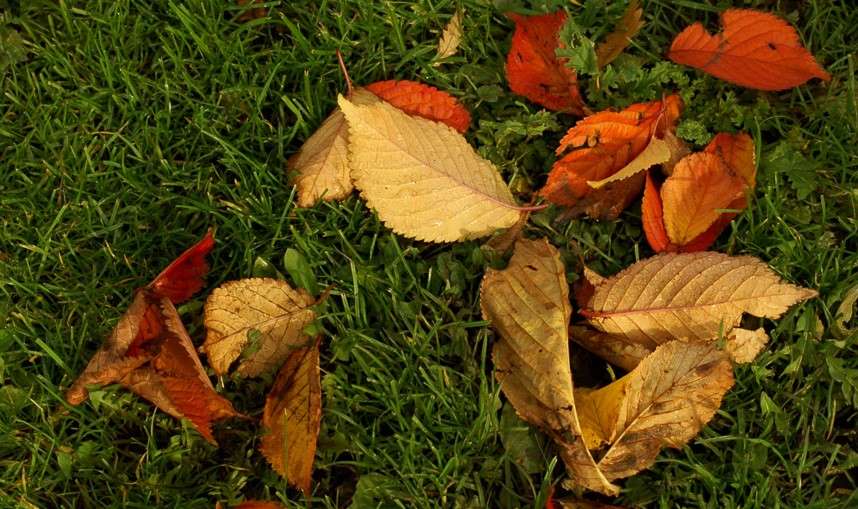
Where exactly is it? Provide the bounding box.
[705,132,756,188]
[641,171,672,252]
[540,95,682,218]
[260,341,322,494]
[667,9,830,91]
[366,80,471,133]
[505,11,585,114]
[148,230,214,304]
[595,0,643,69]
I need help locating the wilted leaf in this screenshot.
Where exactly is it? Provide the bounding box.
[366,80,471,134]
[574,340,733,481]
[260,341,321,494]
[540,96,683,219]
[288,89,378,208]
[725,327,769,364]
[580,252,817,349]
[339,94,521,242]
[505,11,585,114]
[595,0,643,68]
[202,278,316,377]
[667,9,830,91]
[480,238,617,495]
[435,10,464,62]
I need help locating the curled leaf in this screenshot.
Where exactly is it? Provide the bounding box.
[505,11,585,114]
[435,10,464,62]
[586,136,672,189]
[339,94,520,242]
[580,252,817,349]
[202,278,316,377]
[260,341,321,494]
[667,9,830,91]
[481,238,617,495]
[148,230,215,304]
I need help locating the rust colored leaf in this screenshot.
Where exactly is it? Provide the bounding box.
[580,252,817,349]
[505,11,585,114]
[595,0,643,68]
[148,230,214,304]
[641,171,671,252]
[236,0,266,21]
[366,79,471,133]
[540,96,683,218]
[667,9,830,91]
[480,238,617,495]
[260,341,321,494]
[202,278,316,377]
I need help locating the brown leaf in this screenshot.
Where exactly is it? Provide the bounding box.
[667,9,830,91]
[569,326,651,372]
[202,278,316,377]
[480,238,618,495]
[580,252,817,349]
[595,0,643,68]
[260,341,321,494]
[575,340,734,481]
[725,327,769,364]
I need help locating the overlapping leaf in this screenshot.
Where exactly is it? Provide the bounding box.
[668,9,830,90]
[540,95,683,219]
[202,278,316,377]
[339,94,521,242]
[505,11,585,114]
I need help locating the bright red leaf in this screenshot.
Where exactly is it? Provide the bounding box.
[148,230,215,304]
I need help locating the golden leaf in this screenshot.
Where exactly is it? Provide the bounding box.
[288,89,378,207]
[339,94,521,242]
[586,136,672,189]
[595,0,644,68]
[260,341,321,494]
[581,252,817,349]
[480,238,618,495]
[579,340,734,481]
[435,9,464,62]
[725,327,769,364]
[202,278,316,377]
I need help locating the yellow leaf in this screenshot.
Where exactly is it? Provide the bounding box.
[435,9,464,62]
[288,89,378,207]
[586,136,672,189]
[582,340,734,481]
[725,327,769,364]
[575,381,628,450]
[202,278,316,377]
[260,341,321,494]
[339,94,521,242]
[595,0,644,68]
[581,252,817,349]
[480,238,618,495]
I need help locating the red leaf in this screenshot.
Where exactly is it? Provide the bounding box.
[366,80,471,133]
[641,171,672,252]
[667,9,830,91]
[505,11,585,114]
[148,230,215,304]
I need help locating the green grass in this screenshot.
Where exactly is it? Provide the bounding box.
[1,0,856,507]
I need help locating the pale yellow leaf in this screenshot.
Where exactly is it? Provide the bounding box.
[581,252,817,349]
[725,327,769,364]
[435,10,464,62]
[202,278,316,377]
[575,381,628,451]
[587,137,672,189]
[339,94,521,242]
[480,238,618,495]
[588,340,734,480]
[288,89,378,207]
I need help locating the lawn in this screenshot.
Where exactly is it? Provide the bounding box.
[1,0,857,507]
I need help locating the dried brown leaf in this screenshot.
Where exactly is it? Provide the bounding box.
[435,10,464,62]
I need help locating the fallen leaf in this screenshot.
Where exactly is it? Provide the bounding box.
[202,278,316,377]
[148,229,215,304]
[68,290,241,444]
[339,94,521,242]
[260,341,321,494]
[580,252,817,349]
[832,284,858,339]
[288,89,379,208]
[725,327,769,364]
[586,136,672,189]
[435,10,464,62]
[642,132,755,252]
[540,95,683,218]
[569,326,651,372]
[236,0,266,21]
[667,9,830,91]
[480,238,617,495]
[574,340,733,481]
[505,11,585,114]
[595,0,643,68]
[216,500,285,509]
[366,80,471,134]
